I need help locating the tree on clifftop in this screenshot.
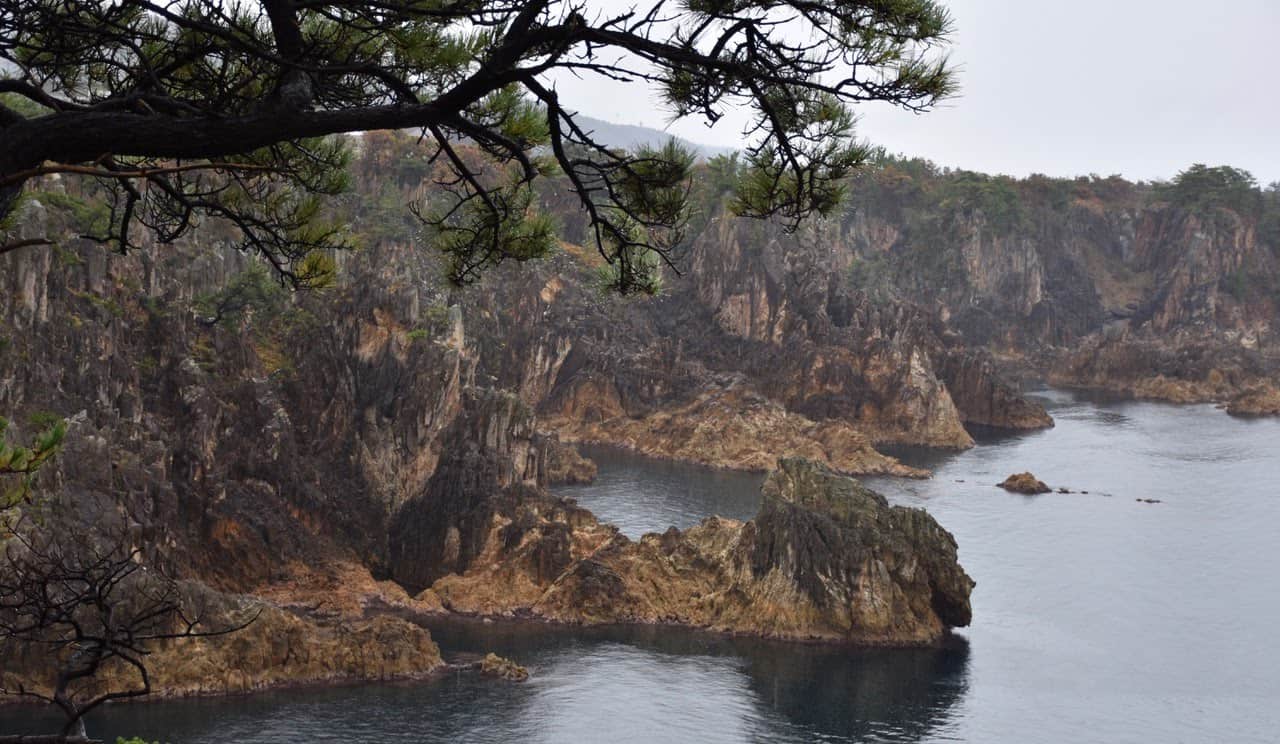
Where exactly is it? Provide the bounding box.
[0,0,954,293]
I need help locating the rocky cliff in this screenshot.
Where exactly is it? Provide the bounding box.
[450,201,1055,477]
[835,161,1280,406]
[0,187,473,698]
[0,166,979,710]
[10,138,1270,705]
[423,457,972,644]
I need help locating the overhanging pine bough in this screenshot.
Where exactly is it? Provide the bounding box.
[0,0,954,293]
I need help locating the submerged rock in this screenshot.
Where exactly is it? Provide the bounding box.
[478,653,530,681]
[420,458,974,645]
[999,472,1051,494]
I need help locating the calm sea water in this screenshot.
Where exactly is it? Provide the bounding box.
[5,389,1279,742]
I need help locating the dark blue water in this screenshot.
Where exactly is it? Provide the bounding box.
[5,390,1279,742]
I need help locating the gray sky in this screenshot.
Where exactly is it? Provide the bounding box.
[551,0,1280,185]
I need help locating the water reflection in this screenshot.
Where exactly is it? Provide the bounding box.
[2,619,970,744]
[558,444,765,537]
[427,617,971,744]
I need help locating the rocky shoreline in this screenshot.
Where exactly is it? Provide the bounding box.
[7,139,1276,722]
[543,386,931,479]
[408,452,972,647]
[0,450,973,708]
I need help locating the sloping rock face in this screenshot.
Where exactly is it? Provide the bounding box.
[451,209,1057,476]
[746,459,973,634]
[388,389,543,591]
[0,189,480,698]
[420,458,973,645]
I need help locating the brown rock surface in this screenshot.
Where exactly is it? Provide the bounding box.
[0,587,444,702]
[425,458,973,645]
[998,473,1051,494]
[538,434,598,485]
[477,653,530,681]
[938,351,1054,430]
[543,383,929,478]
[1226,384,1280,416]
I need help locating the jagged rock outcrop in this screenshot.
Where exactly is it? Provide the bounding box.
[938,350,1054,429]
[745,458,974,634]
[0,185,476,701]
[1227,384,1280,416]
[538,433,597,485]
[419,458,973,645]
[678,213,1020,445]
[388,388,543,591]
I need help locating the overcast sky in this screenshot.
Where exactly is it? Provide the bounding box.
[551,0,1280,185]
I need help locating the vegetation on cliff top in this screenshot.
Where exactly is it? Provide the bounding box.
[822,154,1280,299]
[1155,164,1266,219]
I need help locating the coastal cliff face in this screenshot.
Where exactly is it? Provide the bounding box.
[684,213,1053,435]
[451,197,1055,478]
[1,167,979,707]
[388,389,543,591]
[0,192,471,697]
[0,196,480,588]
[835,162,1279,406]
[6,138,1273,703]
[452,249,953,478]
[683,214,975,446]
[422,458,972,644]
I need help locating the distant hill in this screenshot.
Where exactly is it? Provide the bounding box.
[573,115,737,159]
